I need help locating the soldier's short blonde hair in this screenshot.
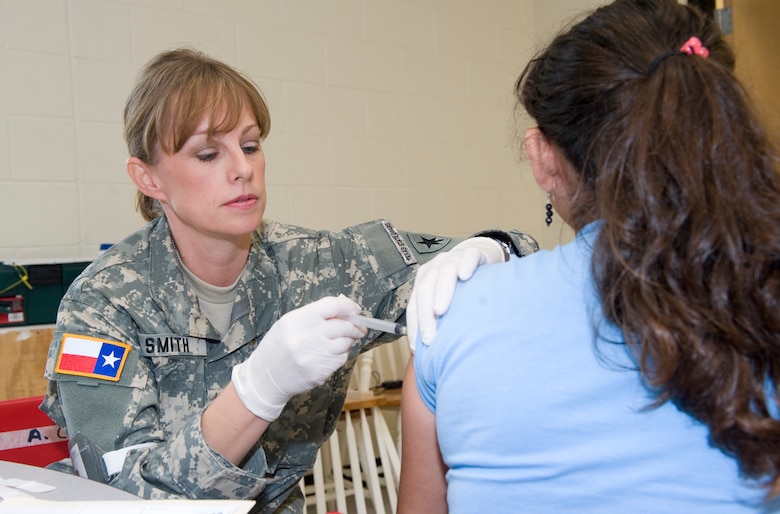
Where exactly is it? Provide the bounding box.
[124,47,271,221]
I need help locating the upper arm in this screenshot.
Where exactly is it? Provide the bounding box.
[398,358,448,514]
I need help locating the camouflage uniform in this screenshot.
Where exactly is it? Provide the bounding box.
[42,216,538,512]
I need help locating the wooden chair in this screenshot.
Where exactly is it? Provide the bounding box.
[0,395,69,467]
[303,338,408,513]
[305,389,402,514]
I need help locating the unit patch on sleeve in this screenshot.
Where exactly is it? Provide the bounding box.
[55,334,131,381]
[405,232,452,255]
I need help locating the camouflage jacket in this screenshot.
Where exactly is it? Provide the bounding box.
[42,216,538,512]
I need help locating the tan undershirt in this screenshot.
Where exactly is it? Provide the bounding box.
[177,256,241,336]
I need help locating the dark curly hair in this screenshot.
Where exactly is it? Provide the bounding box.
[517,0,780,495]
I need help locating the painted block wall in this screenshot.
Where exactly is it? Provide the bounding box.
[0,0,598,261]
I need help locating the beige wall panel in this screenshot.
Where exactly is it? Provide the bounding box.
[729,0,780,146]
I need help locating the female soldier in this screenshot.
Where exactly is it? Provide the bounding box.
[42,48,538,512]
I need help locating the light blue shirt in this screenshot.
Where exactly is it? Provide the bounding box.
[415,223,778,513]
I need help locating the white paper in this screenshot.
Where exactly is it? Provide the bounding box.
[0,478,56,494]
[0,498,254,513]
[0,484,32,499]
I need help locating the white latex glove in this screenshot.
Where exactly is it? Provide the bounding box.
[407,237,508,352]
[232,295,367,421]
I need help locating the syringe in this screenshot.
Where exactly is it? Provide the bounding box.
[346,314,407,336]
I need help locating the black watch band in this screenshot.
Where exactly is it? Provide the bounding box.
[470,230,517,259]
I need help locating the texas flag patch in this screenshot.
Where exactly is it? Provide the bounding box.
[55,334,131,382]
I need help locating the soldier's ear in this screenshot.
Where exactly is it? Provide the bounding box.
[127,157,167,203]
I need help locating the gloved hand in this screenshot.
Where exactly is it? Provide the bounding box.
[407,237,508,352]
[232,295,366,421]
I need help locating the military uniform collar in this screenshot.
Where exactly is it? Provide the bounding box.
[147,217,220,341]
[147,217,279,356]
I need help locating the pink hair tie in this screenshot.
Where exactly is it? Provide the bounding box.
[648,36,710,74]
[679,36,709,58]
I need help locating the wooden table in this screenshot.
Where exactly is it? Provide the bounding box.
[342,389,401,411]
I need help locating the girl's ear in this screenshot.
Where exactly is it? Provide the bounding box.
[126,157,167,202]
[524,127,560,193]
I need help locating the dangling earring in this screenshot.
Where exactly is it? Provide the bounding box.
[545,192,553,226]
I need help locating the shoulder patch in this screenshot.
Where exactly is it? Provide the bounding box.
[405,232,452,255]
[54,334,131,382]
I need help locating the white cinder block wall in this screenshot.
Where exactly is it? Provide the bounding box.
[0,0,600,261]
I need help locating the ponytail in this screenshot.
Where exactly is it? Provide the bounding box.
[518,0,780,494]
